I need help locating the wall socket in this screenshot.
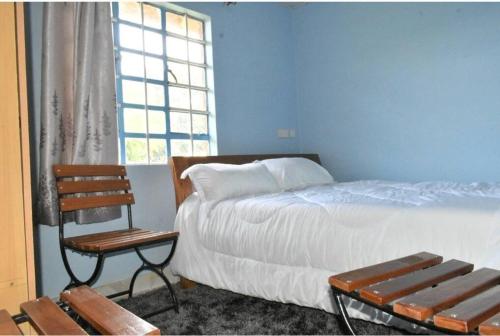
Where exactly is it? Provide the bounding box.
[277,128,296,138]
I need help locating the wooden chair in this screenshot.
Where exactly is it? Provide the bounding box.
[53,164,179,317]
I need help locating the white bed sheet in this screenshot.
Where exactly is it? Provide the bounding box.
[171,180,500,328]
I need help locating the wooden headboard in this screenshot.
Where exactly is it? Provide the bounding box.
[168,153,321,209]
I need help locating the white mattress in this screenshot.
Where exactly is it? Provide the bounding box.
[171,180,500,328]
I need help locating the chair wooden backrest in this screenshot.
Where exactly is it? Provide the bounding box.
[53,165,134,214]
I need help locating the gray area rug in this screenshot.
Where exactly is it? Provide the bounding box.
[118,284,405,335]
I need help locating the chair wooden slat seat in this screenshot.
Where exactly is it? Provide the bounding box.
[328,252,443,292]
[479,312,500,335]
[433,286,500,333]
[393,268,500,321]
[0,310,22,335]
[360,259,473,305]
[20,297,86,335]
[65,229,179,253]
[60,286,159,335]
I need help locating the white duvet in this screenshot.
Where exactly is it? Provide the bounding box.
[171,180,500,327]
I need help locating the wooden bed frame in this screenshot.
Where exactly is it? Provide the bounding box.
[168,153,321,289]
[168,153,321,209]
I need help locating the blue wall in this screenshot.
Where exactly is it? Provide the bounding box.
[27,2,298,297]
[293,3,500,182]
[182,2,298,154]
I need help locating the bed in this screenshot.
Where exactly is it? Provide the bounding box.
[169,154,500,329]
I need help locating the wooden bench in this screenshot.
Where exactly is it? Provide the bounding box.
[0,286,159,335]
[329,252,500,335]
[53,164,179,316]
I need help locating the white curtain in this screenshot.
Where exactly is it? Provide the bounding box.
[38,2,120,225]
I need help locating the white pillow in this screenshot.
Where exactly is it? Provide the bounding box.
[260,157,334,191]
[180,162,280,202]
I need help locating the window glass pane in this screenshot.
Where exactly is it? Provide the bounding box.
[121,52,144,78]
[144,30,163,55]
[168,86,190,109]
[148,110,166,134]
[189,65,206,87]
[143,4,161,29]
[188,41,205,64]
[171,139,192,156]
[149,139,167,163]
[188,18,204,40]
[125,138,148,164]
[122,80,145,105]
[146,83,165,106]
[170,112,191,134]
[145,56,163,80]
[166,12,186,35]
[192,114,208,134]
[191,89,207,111]
[119,24,143,51]
[193,140,209,156]
[124,108,147,133]
[167,61,189,85]
[166,36,187,60]
[119,2,142,24]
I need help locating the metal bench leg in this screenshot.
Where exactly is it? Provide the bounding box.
[331,288,357,336]
[129,239,179,318]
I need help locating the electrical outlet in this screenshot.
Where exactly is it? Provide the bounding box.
[289,129,296,138]
[277,128,289,138]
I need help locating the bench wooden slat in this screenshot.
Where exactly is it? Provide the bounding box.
[479,312,500,335]
[54,165,127,177]
[59,193,135,211]
[360,259,473,305]
[60,286,159,335]
[433,286,500,333]
[329,252,443,292]
[0,310,22,336]
[65,229,179,253]
[20,297,86,335]
[393,268,500,321]
[57,179,131,194]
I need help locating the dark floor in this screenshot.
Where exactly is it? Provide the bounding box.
[118,284,405,335]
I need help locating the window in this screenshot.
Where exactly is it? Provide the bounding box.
[112,3,214,164]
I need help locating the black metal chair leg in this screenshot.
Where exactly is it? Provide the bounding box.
[332,288,357,335]
[60,250,105,290]
[128,265,148,298]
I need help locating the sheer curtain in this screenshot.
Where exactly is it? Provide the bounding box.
[38,3,120,225]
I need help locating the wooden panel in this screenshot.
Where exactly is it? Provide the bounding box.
[394,268,500,321]
[57,179,131,194]
[479,313,500,335]
[65,229,179,253]
[61,286,160,335]
[433,286,500,333]
[0,2,32,316]
[329,252,443,292]
[0,309,22,335]
[360,259,473,305]
[59,194,135,211]
[169,153,321,208]
[20,297,86,335]
[15,2,36,305]
[53,165,127,177]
